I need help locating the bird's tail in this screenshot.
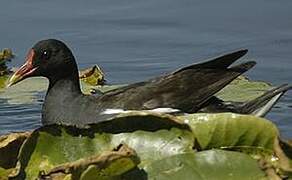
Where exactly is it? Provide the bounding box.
[239,84,292,117]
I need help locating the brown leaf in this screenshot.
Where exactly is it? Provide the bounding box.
[0,131,31,168]
[39,144,139,179]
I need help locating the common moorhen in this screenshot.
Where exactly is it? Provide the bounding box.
[8,39,261,126]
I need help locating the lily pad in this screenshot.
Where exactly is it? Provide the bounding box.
[0,77,48,104]
[13,113,194,179]
[144,150,267,180]
[1,112,291,179]
[180,113,279,150]
[39,144,139,180]
[79,65,105,86]
[216,76,272,102]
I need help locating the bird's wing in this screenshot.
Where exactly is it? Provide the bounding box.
[173,49,248,74]
[99,50,255,113]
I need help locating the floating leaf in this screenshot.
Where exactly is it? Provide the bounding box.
[1,112,291,179]
[79,65,105,86]
[180,113,279,150]
[39,144,139,180]
[216,76,272,102]
[144,150,267,180]
[0,77,47,104]
[13,113,194,179]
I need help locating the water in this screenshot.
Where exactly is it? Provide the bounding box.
[0,0,291,137]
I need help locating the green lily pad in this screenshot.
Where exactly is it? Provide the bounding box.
[216,76,272,102]
[1,112,291,179]
[0,77,48,104]
[39,144,139,180]
[180,113,279,151]
[13,113,194,179]
[144,150,267,180]
[179,113,286,174]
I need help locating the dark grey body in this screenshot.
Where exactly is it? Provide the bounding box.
[42,49,256,126]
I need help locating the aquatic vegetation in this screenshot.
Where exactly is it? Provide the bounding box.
[0,112,291,179]
[79,65,106,86]
[0,48,14,76]
[0,48,14,89]
[216,76,271,102]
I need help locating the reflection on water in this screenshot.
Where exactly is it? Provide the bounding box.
[0,0,292,137]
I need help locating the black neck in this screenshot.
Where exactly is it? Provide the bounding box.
[47,73,82,94]
[47,53,81,94]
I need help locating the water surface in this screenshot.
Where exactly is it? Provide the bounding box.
[0,0,291,137]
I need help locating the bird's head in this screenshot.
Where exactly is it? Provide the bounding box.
[7,39,78,87]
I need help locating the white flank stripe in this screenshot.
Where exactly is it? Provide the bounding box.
[101,108,181,115]
[148,108,181,113]
[101,109,126,115]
